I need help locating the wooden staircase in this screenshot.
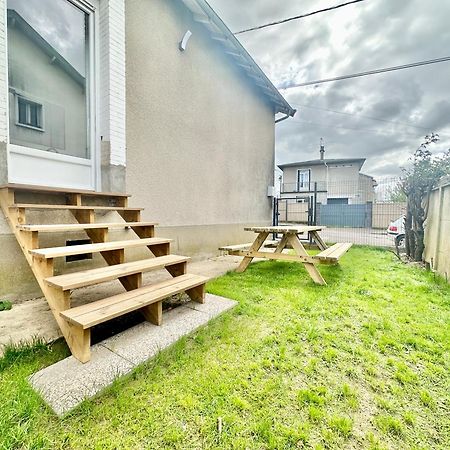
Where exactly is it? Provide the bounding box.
[0,184,208,363]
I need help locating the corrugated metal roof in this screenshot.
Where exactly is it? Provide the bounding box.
[180,0,296,117]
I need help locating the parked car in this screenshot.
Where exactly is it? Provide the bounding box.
[387,216,405,247]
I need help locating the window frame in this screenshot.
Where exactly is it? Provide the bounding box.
[5,0,103,190]
[297,169,311,191]
[15,94,45,132]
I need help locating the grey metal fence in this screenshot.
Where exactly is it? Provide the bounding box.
[276,178,405,248]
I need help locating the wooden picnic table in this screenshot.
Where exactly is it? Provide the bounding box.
[220,225,352,286]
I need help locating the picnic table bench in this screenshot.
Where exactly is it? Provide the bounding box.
[220,225,352,285]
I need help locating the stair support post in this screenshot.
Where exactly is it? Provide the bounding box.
[120,272,143,291]
[132,225,155,239]
[119,210,141,222]
[66,193,82,206]
[71,209,149,292]
[165,261,187,278]
[186,284,206,304]
[141,301,163,326]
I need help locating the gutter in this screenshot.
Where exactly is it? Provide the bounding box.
[275,110,297,124]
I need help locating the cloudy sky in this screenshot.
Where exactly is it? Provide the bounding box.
[208,0,450,178]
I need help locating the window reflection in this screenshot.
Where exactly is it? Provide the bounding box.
[7,0,89,159]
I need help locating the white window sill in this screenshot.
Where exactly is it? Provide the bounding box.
[15,122,45,132]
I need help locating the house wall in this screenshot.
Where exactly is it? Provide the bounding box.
[125,0,276,255]
[281,163,371,204]
[282,163,361,185]
[424,176,450,282]
[358,174,376,203]
[0,0,278,300]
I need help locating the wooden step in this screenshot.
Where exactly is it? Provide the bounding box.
[30,238,172,259]
[0,183,130,198]
[60,274,209,329]
[45,255,190,290]
[17,222,157,232]
[11,204,143,212]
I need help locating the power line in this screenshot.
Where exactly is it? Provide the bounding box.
[234,0,367,35]
[280,56,450,89]
[282,118,422,137]
[290,103,431,131]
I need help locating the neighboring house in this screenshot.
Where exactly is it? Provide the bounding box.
[278,143,376,206]
[0,0,295,299]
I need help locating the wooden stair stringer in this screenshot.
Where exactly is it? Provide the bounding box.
[0,188,91,359]
[67,200,155,293]
[68,205,191,296]
[0,186,208,363]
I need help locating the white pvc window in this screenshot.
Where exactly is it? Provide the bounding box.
[16,96,44,131]
[297,169,311,190]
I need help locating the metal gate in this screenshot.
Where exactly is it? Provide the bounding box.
[273,195,316,227]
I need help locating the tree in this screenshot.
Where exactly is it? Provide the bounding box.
[400,134,450,261]
[387,183,407,203]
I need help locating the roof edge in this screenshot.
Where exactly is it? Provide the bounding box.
[278,158,367,169]
[181,0,296,117]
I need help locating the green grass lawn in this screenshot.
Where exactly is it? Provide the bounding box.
[1,247,449,449]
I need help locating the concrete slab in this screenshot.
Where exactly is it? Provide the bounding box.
[29,294,237,416]
[185,293,240,318]
[29,345,134,417]
[102,306,212,365]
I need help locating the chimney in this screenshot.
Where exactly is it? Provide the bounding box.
[320,138,325,160]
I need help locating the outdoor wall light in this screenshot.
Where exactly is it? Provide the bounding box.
[179,30,192,51]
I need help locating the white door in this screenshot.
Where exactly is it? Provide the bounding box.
[6,0,99,190]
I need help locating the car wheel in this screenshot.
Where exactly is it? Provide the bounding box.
[396,235,405,247]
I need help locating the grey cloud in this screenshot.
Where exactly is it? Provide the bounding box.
[208,0,450,177]
[424,100,450,131]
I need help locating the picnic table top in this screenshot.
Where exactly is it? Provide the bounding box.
[244,225,326,234]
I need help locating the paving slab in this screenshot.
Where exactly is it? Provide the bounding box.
[185,293,240,318]
[29,294,237,416]
[29,345,134,416]
[103,306,212,365]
